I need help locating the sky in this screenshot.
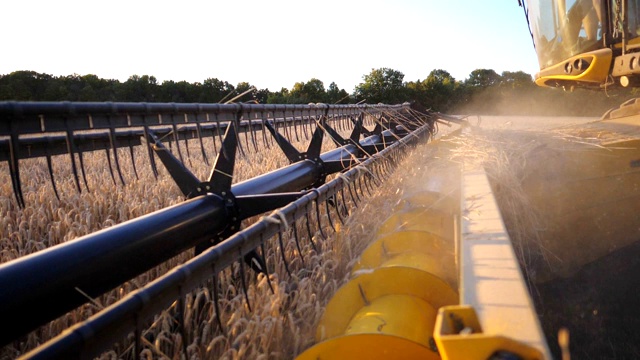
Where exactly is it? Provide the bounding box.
[2,0,540,92]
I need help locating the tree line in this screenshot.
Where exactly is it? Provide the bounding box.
[1,68,636,116]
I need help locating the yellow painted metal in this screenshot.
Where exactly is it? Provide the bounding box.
[344,294,437,342]
[298,295,440,360]
[316,266,457,342]
[434,306,544,360]
[296,334,440,360]
[377,208,456,240]
[535,48,612,87]
[352,231,457,288]
[394,190,459,214]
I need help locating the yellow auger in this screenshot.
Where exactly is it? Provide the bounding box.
[296,190,459,359]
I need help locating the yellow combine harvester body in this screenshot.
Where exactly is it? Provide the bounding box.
[525,0,640,89]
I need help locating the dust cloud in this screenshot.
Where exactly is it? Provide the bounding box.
[445,115,640,359]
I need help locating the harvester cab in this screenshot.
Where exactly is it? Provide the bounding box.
[523,0,640,89]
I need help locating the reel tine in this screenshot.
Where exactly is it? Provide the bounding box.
[283,117,293,143]
[64,129,82,194]
[291,208,306,267]
[77,150,90,192]
[175,287,189,356]
[194,113,209,166]
[210,126,218,156]
[315,197,327,241]
[45,154,60,201]
[336,187,349,221]
[235,121,247,159]
[304,201,319,253]
[249,119,259,153]
[325,196,336,232]
[211,271,225,335]
[269,119,277,147]
[171,120,185,165]
[277,226,291,277]
[104,149,117,186]
[302,115,309,141]
[128,140,139,181]
[241,123,251,155]
[8,133,25,208]
[292,117,300,143]
[142,125,159,179]
[260,118,271,150]
[356,177,365,200]
[331,193,345,225]
[371,163,382,185]
[260,239,274,294]
[108,126,126,185]
[215,116,224,150]
[347,115,355,130]
[364,172,374,195]
[196,121,209,166]
[182,127,193,169]
[347,179,359,207]
[361,175,370,197]
[238,256,252,312]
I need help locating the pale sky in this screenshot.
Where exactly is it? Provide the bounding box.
[2,1,540,92]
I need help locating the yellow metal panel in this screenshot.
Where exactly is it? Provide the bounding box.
[394,190,460,215]
[535,48,612,87]
[316,266,458,342]
[377,208,456,240]
[352,231,456,288]
[460,170,551,358]
[434,306,544,360]
[344,294,437,345]
[296,334,440,360]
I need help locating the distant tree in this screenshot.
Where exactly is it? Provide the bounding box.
[254,88,270,104]
[465,69,502,88]
[289,78,326,103]
[201,77,235,103]
[232,82,257,103]
[267,87,291,104]
[159,80,200,102]
[422,69,457,111]
[0,71,53,100]
[326,82,350,104]
[500,71,534,89]
[118,75,159,102]
[354,68,406,104]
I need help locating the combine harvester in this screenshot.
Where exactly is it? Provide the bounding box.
[2,1,640,359]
